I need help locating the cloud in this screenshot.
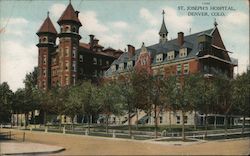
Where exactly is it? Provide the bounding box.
[0,18,29,36]
[163,7,193,34]
[111,21,129,30]
[217,11,249,74]
[1,41,37,91]
[139,8,159,26]
[79,11,109,34]
[49,3,66,19]
[223,11,248,26]
[137,29,158,46]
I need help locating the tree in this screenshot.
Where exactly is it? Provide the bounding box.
[98,82,122,134]
[232,71,250,134]
[118,72,136,138]
[197,75,217,138]
[233,71,250,134]
[0,82,13,124]
[66,81,99,132]
[214,75,233,137]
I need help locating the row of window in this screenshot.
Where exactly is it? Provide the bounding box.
[111,61,135,72]
[156,48,188,63]
[176,63,189,75]
[60,25,78,33]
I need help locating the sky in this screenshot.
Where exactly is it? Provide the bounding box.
[0,0,249,91]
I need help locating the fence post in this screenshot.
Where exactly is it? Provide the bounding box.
[23,132,25,142]
[63,126,66,134]
[0,124,2,129]
[45,126,48,133]
[112,130,116,138]
[85,129,88,135]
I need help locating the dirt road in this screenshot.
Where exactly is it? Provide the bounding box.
[2,129,250,155]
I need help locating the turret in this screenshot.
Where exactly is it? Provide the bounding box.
[36,12,57,90]
[159,10,168,43]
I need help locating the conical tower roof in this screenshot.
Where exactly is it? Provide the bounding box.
[57,3,82,26]
[37,13,57,34]
[159,10,168,35]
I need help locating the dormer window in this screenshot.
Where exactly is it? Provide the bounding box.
[179,48,187,58]
[111,64,116,72]
[127,61,133,69]
[167,51,175,60]
[156,54,163,63]
[119,63,124,71]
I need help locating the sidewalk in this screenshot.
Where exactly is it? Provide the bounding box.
[0,142,65,155]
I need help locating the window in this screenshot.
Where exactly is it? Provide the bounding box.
[79,55,83,62]
[72,61,76,72]
[42,37,47,43]
[65,76,69,85]
[184,116,188,124]
[93,57,97,64]
[65,47,69,57]
[183,63,189,74]
[106,60,109,66]
[99,59,102,65]
[43,56,46,64]
[43,69,46,76]
[65,62,69,70]
[176,116,180,124]
[167,51,175,60]
[72,47,77,58]
[72,26,76,33]
[127,61,133,69]
[111,65,116,72]
[156,54,163,63]
[160,116,163,124]
[79,68,83,74]
[176,64,182,75]
[65,25,70,32]
[119,63,124,71]
[179,48,187,58]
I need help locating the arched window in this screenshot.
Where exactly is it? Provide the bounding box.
[72,26,76,33]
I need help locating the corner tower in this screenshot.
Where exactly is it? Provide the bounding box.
[159,10,168,43]
[57,1,82,86]
[36,12,57,90]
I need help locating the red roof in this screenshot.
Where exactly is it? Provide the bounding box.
[37,16,57,34]
[80,42,90,49]
[57,3,82,26]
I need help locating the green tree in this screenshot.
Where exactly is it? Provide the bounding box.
[118,73,136,138]
[233,71,250,134]
[215,76,233,137]
[98,82,122,134]
[0,82,13,124]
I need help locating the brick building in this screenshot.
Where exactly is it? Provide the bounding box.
[36,2,123,90]
[104,11,238,126]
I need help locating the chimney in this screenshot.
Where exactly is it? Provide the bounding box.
[89,34,94,50]
[75,11,79,17]
[127,44,135,58]
[93,39,99,46]
[178,32,184,46]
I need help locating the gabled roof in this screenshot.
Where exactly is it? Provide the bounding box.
[37,16,57,34]
[105,28,216,76]
[57,3,82,26]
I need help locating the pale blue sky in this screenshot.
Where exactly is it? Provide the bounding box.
[0,0,249,91]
